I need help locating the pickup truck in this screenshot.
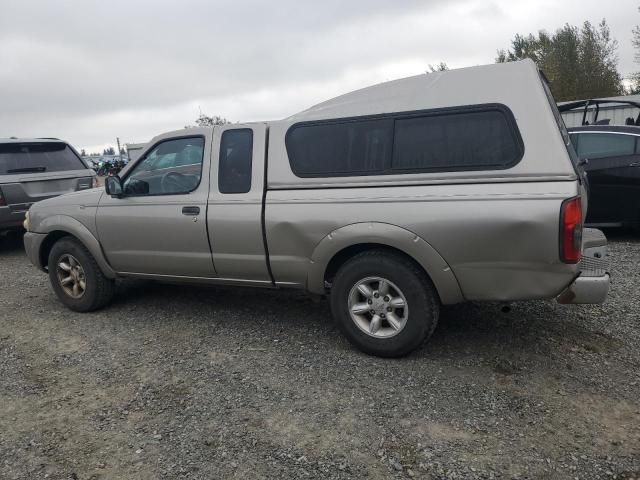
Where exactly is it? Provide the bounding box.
[23,59,610,357]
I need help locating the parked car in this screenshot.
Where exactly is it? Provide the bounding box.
[567,125,640,228]
[0,138,97,234]
[23,60,609,357]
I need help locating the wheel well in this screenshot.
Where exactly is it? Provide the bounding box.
[323,243,436,293]
[39,231,72,270]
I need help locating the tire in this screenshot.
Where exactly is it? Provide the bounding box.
[330,250,440,357]
[47,237,114,312]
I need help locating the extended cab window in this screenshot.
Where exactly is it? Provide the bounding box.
[123,137,204,195]
[286,106,522,177]
[574,133,636,159]
[219,129,253,194]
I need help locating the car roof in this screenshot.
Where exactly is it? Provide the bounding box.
[0,137,66,144]
[567,125,640,135]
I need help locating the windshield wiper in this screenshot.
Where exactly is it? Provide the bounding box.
[6,166,47,173]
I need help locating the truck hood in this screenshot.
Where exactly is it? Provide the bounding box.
[32,187,104,209]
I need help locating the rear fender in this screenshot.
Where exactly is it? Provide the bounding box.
[307,222,464,304]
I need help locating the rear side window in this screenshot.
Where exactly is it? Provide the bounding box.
[574,133,636,159]
[286,119,392,176]
[286,105,522,177]
[219,129,253,194]
[0,142,85,175]
[393,110,520,171]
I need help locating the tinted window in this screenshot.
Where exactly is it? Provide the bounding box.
[286,119,393,176]
[286,107,521,177]
[219,129,253,194]
[393,110,520,170]
[123,137,204,195]
[0,142,85,175]
[575,133,636,159]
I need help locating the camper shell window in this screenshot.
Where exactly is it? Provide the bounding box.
[285,104,524,178]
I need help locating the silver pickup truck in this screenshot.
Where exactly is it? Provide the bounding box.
[23,59,610,357]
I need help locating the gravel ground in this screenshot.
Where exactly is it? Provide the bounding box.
[0,232,639,479]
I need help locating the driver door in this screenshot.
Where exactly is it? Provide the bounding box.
[96,131,216,277]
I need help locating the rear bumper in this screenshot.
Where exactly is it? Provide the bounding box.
[23,231,47,271]
[556,273,610,304]
[556,228,610,305]
[0,205,27,231]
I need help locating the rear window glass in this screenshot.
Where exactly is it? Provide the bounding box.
[392,110,519,171]
[0,142,85,175]
[286,106,522,177]
[574,133,636,159]
[286,119,393,176]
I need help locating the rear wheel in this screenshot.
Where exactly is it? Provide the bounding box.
[330,250,439,357]
[47,237,114,312]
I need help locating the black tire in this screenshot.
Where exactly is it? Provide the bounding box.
[330,250,440,357]
[47,237,114,312]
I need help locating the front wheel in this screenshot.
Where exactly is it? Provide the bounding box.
[330,250,440,357]
[48,237,114,312]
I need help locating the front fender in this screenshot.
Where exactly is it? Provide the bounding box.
[37,215,117,279]
[307,222,464,304]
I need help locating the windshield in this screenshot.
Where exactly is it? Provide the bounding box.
[0,142,86,175]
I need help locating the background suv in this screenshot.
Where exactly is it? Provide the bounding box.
[0,138,97,234]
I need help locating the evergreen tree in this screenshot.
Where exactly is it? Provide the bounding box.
[497,20,623,101]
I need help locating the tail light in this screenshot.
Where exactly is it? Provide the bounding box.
[92,176,98,188]
[0,187,5,207]
[560,196,583,263]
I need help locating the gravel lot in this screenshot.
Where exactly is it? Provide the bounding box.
[1,232,639,479]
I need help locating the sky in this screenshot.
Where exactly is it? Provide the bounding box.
[1,0,639,154]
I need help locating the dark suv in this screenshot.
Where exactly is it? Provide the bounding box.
[0,139,97,233]
[569,125,640,228]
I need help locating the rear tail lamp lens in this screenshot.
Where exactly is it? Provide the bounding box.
[560,196,583,263]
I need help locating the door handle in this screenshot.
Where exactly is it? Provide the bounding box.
[182,206,200,216]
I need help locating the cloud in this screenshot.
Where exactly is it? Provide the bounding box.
[1,0,639,151]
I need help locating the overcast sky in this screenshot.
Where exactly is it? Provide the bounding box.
[1,0,639,153]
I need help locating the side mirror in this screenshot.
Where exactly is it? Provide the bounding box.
[105,176,123,197]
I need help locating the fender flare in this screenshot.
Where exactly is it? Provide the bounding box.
[306,222,464,304]
[37,215,117,279]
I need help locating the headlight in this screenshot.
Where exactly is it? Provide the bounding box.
[23,211,31,231]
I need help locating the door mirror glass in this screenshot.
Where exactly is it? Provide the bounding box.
[105,176,123,196]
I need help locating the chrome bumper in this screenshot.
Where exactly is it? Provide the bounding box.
[556,228,610,305]
[556,273,610,304]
